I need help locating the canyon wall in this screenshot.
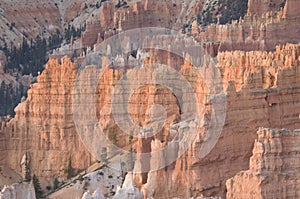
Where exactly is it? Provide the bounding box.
[139,43,300,198]
[78,0,300,58]
[0,57,93,179]
[247,0,284,16]
[1,2,300,195]
[1,40,300,198]
[226,128,300,199]
[193,0,300,55]
[81,0,204,48]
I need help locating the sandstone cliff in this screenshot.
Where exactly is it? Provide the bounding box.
[193,0,300,55]
[138,43,300,198]
[1,39,300,198]
[80,0,204,48]
[0,57,93,181]
[226,127,300,199]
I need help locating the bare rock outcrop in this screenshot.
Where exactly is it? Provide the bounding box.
[226,128,300,199]
[1,36,300,199]
[0,57,93,179]
[247,0,284,16]
[0,182,36,199]
[139,43,300,198]
[81,0,203,48]
[193,0,300,55]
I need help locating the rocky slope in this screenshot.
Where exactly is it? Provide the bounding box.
[226,128,300,199]
[192,0,300,55]
[0,0,95,47]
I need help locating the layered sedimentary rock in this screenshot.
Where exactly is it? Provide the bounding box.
[193,0,300,55]
[81,0,204,47]
[1,23,300,198]
[0,57,93,179]
[139,43,300,198]
[226,128,300,199]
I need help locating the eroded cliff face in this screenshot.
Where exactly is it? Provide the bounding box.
[138,43,300,198]
[247,0,284,16]
[1,38,300,198]
[226,128,300,199]
[192,0,300,55]
[0,57,93,179]
[80,0,204,48]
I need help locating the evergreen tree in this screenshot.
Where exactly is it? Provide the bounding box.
[33,174,44,199]
[53,178,59,190]
[67,156,74,179]
[24,153,31,182]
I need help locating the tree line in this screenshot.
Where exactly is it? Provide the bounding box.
[0,81,27,116]
[0,24,85,116]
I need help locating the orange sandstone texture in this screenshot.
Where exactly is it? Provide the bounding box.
[226,128,300,199]
[140,43,300,198]
[0,57,93,179]
[0,43,300,197]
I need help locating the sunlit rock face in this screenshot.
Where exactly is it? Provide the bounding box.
[1,38,300,198]
[226,128,300,199]
[0,0,300,198]
[0,57,93,179]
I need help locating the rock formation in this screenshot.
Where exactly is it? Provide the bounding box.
[226,128,300,199]
[247,0,284,16]
[0,0,300,198]
[0,57,93,180]
[1,38,300,198]
[193,0,300,55]
[80,0,203,48]
[126,41,300,198]
[0,182,36,199]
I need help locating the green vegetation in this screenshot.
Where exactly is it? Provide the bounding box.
[53,178,59,190]
[24,153,31,182]
[280,0,286,8]
[197,0,248,26]
[66,156,74,179]
[0,23,85,116]
[115,0,127,8]
[64,24,85,44]
[0,82,27,116]
[33,175,44,199]
[4,36,47,75]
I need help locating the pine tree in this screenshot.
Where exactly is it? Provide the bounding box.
[24,153,31,182]
[67,156,74,179]
[33,174,44,199]
[53,178,59,190]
